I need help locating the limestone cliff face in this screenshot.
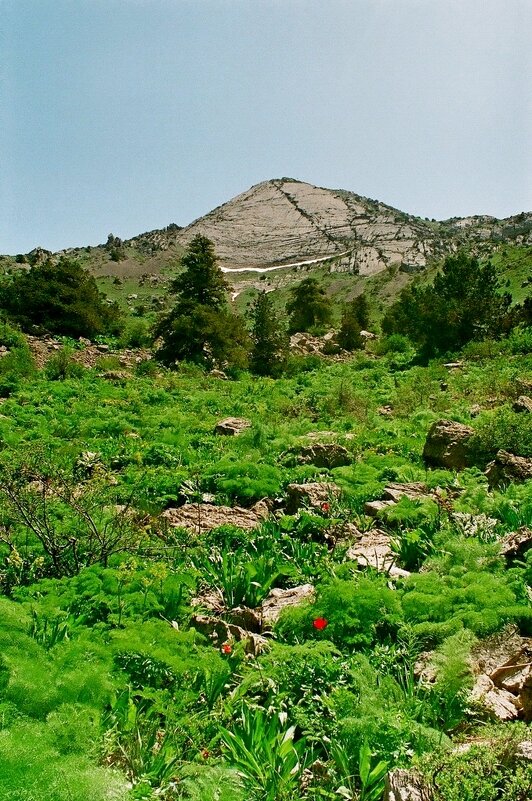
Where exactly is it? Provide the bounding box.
[174,178,445,275]
[10,178,530,281]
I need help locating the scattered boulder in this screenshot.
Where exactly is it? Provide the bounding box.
[189,614,268,655]
[485,450,532,488]
[499,527,532,561]
[298,442,352,469]
[516,740,532,761]
[470,629,532,721]
[161,500,269,535]
[285,482,341,514]
[470,674,522,720]
[214,417,252,436]
[516,378,532,396]
[513,395,532,413]
[422,419,474,470]
[346,530,410,578]
[209,369,228,380]
[260,584,315,630]
[364,482,435,518]
[225,606,262,633]
[364,499,395,517]
[382,482,430,503]
[383,769,433,801]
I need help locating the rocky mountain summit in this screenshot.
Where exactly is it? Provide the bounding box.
[6,179,532,280]
[129,178,532,275]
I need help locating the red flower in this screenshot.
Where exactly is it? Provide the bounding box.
[321,502,331,513]
[221,642,232,654]
[201,749,210,759]
[313,617,328,631]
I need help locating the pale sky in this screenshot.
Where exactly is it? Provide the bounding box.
[2,0,531,253]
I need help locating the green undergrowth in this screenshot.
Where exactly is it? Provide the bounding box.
[0,333,531,799]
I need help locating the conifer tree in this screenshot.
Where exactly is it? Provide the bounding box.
[249,291,289,376]
[155,235,249,368]
[286,277,333,334]
[337,294,369,351]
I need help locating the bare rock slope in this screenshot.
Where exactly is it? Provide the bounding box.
[174,178,444,275]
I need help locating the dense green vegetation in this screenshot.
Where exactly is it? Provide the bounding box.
[0,257,122,338]
[0,240,530,799]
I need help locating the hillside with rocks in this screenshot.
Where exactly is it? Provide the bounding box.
[4,179,531,284]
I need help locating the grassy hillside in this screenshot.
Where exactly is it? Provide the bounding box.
[0,319,531,799]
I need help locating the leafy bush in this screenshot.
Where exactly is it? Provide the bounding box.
[0,258,122,338]
[204,459,282,504]
[276,575,402,649]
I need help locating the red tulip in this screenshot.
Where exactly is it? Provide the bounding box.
[313,617,328,631]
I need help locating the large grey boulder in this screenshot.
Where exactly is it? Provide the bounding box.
[383,769,433,801]
[162,500,268,535]
[214,417,252,436]
[513,395,532,413]
[499,527,532,561]
[422,419,474,470]
[285,482,340,514]
[485,450,532,488]
[298,442,352,468]
[260,584,315,630]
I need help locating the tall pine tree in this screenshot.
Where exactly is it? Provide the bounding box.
[249,291,289,376]
[155,235,249,368]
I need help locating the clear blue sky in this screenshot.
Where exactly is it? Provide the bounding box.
[2,0,531,253]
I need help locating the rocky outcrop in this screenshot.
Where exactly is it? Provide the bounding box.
[364,482,436,518]
[499,527,532,561]
[298,442,352,469]
[260,584,315,630]
[346,530,410,578]
[175,179,440,275]
[383,769,433,801]
[471,630,532,721]
[485,450,532,488]
[214,417,252,436]
[422,420,474,470]
[189,614,268,655]
[285,482,341,514]
[161,500,269,535]
[513,395,532,413]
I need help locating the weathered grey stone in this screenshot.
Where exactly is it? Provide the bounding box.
[422,419,474,469]
[485,450,532,488]
[285,482,340,514]
[162,500,268,535]
[298,443,352,469]
[260,584,315,629]
[363,499,395,517]
[384,769,433,801]
[189,614,268,655]
[499,527,532,561]
[346,530,410,578]
[214,417,252,436]
[513,395,532,413]
[470,674,521,720]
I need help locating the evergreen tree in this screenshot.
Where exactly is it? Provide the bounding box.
[337,294,370,351]
[249,291,289,376]
[382,252,512,358]
[0,258,122,338]
[155,235,249,368]
[170,234,229,308]
[286,277,333,334]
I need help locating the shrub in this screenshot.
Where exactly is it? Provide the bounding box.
[0,258,122,338]
[276,575,402,649]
